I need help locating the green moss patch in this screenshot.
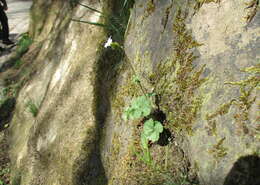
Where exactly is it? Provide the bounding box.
[150,9,206,135]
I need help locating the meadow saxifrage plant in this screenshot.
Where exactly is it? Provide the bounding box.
[123,93,164,165]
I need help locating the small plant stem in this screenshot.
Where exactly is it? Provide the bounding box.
[137,81,147,97]
[125,56,147,96]
[71,19,107,27]
[77,2,103,14]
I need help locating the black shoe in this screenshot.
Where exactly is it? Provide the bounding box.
[2,39,14,45]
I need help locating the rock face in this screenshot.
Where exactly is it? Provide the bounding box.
[122,0,260,184]
[8,0,106,184]
[6,0,260,185]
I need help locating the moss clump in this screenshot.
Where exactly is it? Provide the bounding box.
[150,9,206,134]
[145,0,155,16]
[245,0,259,23]
[208,137,228,159]
[206,100,235,121]
[140,0,156,23]
[224,63,259,136]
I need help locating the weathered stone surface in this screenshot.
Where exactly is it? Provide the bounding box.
[186,1,260,184]
[8,0,106,184]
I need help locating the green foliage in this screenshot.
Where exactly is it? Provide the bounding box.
[122,95,152,121]
[132,75,141,83]
[14,59,23,69]
[16,33,33,55]
[143,119,163,142]
[0,168,10,185]
[26,100,39,117]
[123,93,164,166]
[139,119,163,165]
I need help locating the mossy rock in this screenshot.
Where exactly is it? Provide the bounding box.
[104,0,260,184]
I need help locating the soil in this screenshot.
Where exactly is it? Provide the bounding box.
[0,131,10,184]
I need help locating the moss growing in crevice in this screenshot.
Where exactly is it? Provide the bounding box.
[150,9,206,135]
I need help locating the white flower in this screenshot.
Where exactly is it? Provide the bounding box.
[104,36,113,48]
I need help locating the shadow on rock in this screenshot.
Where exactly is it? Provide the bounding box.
[75,142,108,185]
[0,98,16,131]
[224,155,260,185]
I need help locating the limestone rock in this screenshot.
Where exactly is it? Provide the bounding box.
[8,0,106,184]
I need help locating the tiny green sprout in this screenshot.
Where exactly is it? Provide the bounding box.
[132,75,141,84]
[143,118,163,142]
[26,100,39,117]
[123,95,152,121]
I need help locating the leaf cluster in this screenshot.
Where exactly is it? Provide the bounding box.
[16,33,33,55]
[26,100,39,117]
[123,95,152,121]
[123,94,164,165]
[141,119,163,149]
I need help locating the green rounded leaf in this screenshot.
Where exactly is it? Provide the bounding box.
[148,132,159,142]
[122,94,152,121]
[143,119,164,143]
[143,119,155,135]
[132,110,142,119]
[142,107,151,116]
[154,121,163,133]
